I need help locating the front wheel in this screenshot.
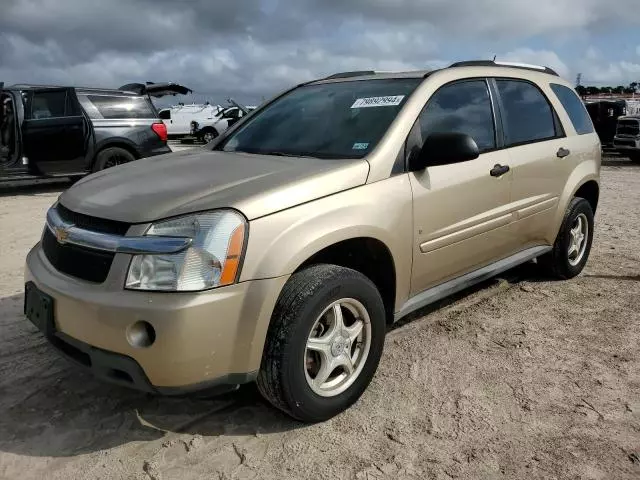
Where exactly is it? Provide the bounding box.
[200,129,218,144]
[257,264,386,422]
[538,197,594,279]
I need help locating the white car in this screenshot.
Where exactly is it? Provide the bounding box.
[191,104,256,143]
[158,103,223,138]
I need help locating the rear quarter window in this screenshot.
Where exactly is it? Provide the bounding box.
[77,94,156,119]
[550,84,595,135]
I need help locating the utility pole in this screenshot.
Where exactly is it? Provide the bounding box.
[576,73,582,87]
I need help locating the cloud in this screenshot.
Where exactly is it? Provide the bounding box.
[497,48,571,78]
[1,0,640,103]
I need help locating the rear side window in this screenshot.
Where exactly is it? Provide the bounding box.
[158,109,171,120]
[418,80,496,152]
[496,80,558,146]
[78,94,156,119]
[550,84,595,135]
[31,91,67,119]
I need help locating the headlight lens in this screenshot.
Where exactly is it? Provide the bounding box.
[125,210,245,292]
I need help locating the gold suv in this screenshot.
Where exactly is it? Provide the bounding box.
[24,60,601,422]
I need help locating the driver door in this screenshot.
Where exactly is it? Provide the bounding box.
[409,79,516,295]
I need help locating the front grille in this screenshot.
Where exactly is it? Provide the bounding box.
[42,227,115,283]
[57,203,130,235]
[615,138,636,148]
[617,120,640,136]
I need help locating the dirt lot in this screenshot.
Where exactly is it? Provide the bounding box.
[0,157,638,480]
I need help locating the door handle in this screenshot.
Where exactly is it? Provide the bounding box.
[557,147,570,158]
[490,164,510,177]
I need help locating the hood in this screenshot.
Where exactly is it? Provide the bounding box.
[59,149,370,223]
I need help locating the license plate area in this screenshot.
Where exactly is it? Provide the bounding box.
[24,281,55,336]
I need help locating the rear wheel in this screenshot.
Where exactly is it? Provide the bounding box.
[257,264,386,422]
[538,197,594,279]
[92,147,136,172]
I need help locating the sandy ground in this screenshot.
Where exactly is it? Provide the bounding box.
[0,155,638,480]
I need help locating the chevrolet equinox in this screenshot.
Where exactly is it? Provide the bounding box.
[24,60,601,422]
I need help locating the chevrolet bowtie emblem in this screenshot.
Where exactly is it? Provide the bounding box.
[54,226,70,244]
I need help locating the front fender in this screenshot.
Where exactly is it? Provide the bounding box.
[239,174,414,312]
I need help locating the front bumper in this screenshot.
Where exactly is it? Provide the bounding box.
[25,242,288,393]
[146,144,172,157]
[613,136,640,151]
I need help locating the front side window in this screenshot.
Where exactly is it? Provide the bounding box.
[77,94,156,119]
[497,80,558,146]
[418,80,496,152]
[550,84,594,135]
[219,78,422,159]
[221,107,241,120]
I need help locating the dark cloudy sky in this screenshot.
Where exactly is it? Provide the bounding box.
[2,0,640,105]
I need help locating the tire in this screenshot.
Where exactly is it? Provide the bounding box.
[200,129,218,144]
[92,147,136,172]
[538,197,594,279]
[257,264,386,422]
[629,152,640,163]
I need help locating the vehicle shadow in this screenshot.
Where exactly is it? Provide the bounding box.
[601,152,640,167]
[0,179,73,198]
[0,292,302,459]
[583,274,640,282]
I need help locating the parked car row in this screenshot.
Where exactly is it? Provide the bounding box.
[157,102,224,139]
[189,100,257,143]
[583,97,640,161]
[612,115,640,161]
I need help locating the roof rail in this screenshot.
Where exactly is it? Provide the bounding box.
[323,70,377,80]
[448,60,559,77]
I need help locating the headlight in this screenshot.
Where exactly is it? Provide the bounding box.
[125,210,246,292]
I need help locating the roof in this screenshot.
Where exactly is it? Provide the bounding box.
[7,84,141,96]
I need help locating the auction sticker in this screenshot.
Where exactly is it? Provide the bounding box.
[351,95,405,108]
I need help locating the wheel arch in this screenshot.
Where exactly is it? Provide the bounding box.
[573,179,599,214]
[91,140,141,169]
[294,237,397,324]
[548,163,600,243]
[199,125,218,134]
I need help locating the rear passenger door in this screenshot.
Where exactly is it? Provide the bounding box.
[409,79,514,295]
[22,88,88,175]
[493,79,573,247]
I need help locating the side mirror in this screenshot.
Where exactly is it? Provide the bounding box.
[409,132,480,171]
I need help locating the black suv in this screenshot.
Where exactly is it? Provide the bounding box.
[0,82,191,181]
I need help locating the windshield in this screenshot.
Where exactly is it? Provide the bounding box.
[218,78,422,159]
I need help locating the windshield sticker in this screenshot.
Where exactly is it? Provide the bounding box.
[352,142,369,150]
[351,95,405,108]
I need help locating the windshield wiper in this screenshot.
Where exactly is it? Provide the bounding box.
[228,149,344,159]
[258,151,322,159]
